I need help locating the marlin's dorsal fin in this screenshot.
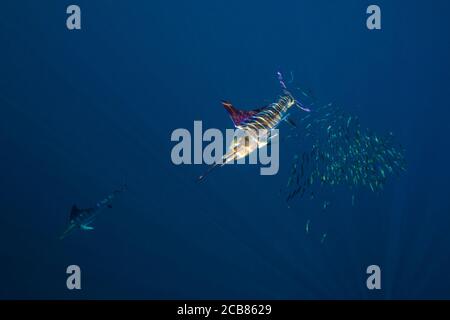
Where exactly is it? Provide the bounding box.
[221,101,265,126]
[69,204,81,221]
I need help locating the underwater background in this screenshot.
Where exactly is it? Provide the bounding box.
[1,0,450,299]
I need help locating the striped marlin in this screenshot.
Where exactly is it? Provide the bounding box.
[198,72,310,180]
[60,185,126,239]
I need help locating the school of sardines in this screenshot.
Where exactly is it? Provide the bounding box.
[284,102,406,206]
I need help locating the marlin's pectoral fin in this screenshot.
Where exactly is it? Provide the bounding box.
[284,117,297,128]
[280,113,297,128]
[258,132,278,148]
[80,225,94,231]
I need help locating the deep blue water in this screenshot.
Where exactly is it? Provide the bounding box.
[1,0,450,299]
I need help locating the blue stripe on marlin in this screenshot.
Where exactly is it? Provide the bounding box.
[198,72,310,181]
[60,185,127,239]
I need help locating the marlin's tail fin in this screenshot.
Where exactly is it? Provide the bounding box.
[111,184,128,197]
[277,71,311,112]
[295,101,311,112]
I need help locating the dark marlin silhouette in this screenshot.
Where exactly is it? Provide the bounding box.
[60,186,127,239]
